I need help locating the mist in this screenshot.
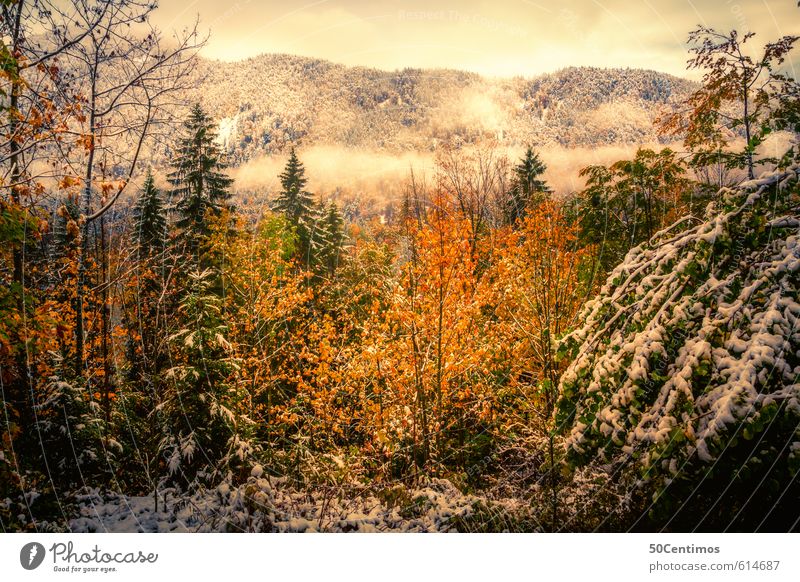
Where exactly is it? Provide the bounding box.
[230,142,683,207]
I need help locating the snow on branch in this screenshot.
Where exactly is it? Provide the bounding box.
[557,165,800,487]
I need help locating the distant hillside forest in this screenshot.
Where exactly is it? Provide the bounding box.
[184,56,696,161]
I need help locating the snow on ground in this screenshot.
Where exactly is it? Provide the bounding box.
[68,476,531,533]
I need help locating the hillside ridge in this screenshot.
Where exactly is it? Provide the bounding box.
[179,54,696,164]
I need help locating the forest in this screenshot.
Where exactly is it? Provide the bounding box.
[1,1,799,532]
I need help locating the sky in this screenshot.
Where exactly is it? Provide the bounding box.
[150,0,800,78]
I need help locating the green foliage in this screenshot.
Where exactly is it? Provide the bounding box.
[159,269,256,490]
[576,148,693,274]
[271,148,319,266]
[503,146,550,225]
[559,167,800,530]
[133,170,167,257]
[258,213,298,260]
[0,198,35,246]
[34,368,111,492]
[169,104,234,265]
[317,201,347,277]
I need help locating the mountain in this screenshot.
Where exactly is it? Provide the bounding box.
[182,54,696,165]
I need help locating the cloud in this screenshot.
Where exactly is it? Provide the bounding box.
[151,0,799,78]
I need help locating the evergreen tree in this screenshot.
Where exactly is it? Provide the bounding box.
[126,170,169,388]
[159,269,255,490]
[132,170,167,258]
[169,104,233,266]
[271,148,317,265]
[318,201,346,277]
[35,361,109,492]
[504,147,551,225]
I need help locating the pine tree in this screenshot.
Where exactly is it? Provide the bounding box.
[169,104,233,266]
[127,170,169,387]
[132,170,167,258]
[318,201,346,277]
[159,269,255,490]
[504,147,551,225]
[35,360,109,492]
[271,148,317,265]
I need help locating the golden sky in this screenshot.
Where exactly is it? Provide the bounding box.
[152,0,800,78]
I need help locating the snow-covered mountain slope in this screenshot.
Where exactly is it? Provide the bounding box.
[180,54,695,165]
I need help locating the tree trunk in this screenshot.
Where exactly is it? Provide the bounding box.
[8,2,23,299]
[742,76,754,180]
[100,214,112,427]
[75,63,98,377]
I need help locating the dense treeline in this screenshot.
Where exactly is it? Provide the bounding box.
[1,1,799,532]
